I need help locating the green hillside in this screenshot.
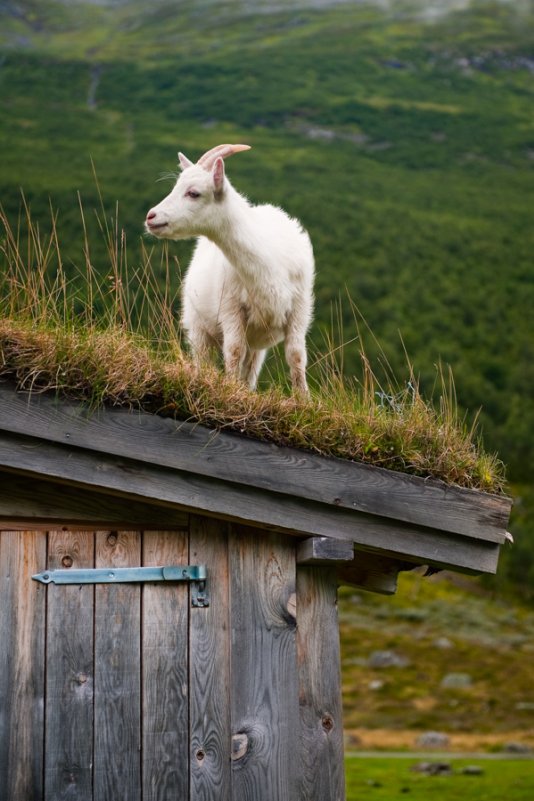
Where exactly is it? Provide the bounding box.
[1,0,533,590]
[339,569,534,751]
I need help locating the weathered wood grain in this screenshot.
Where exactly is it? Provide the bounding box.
[142,530,190,801]
[297,567,345,801]
[0,530,46,800]
[297,537,354,564]
[189,515,232,801]
[297,539,408,594]
[229,526,300,801]
[0,471,188,529]
[336,552,415,595]
[0,432,502,575]
[45,530,95,800]
[0,386,512,541]
[94,531,142,801]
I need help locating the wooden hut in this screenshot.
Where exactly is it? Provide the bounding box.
[0,384,512,801]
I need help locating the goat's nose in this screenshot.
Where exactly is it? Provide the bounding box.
[146,209,157,221]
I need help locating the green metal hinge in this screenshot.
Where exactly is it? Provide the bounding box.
[32,565,209,607]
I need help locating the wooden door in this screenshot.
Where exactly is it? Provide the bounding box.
[0,519,344,801]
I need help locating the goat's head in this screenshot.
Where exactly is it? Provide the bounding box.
[145,144,251,239]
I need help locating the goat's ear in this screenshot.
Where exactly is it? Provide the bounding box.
[178,152,193,170]
[212,157,225,195]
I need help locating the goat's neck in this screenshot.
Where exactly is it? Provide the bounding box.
[205,186,266,285]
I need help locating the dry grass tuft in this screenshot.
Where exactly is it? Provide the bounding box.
[0,199,505,493]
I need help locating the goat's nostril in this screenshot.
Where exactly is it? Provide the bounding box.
[146,210,157,221]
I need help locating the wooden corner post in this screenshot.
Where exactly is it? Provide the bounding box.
[297,564,345,801]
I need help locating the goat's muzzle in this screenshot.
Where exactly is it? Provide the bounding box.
[145,209,169,233]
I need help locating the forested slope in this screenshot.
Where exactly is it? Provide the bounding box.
[1,0,533,590]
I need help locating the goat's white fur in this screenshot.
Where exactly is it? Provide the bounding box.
[145,144,314,393]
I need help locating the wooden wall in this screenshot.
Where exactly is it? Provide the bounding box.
[0,518,345,801]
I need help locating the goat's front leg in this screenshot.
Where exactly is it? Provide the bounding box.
[222,313,247,381]
[187,322,215,367]
[241,348,267,390]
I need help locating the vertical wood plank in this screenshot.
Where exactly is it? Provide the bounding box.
[297,567,345,801]
[94,531,142,801]
[189,515,231,801]
[0,530,47,801]
[142,530,189,801]
[45,530,95,800]
[229,526,299,801]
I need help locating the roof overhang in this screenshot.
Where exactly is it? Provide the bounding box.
[0,384,513,593]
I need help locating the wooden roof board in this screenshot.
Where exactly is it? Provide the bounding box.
[0,386,512,575]
[0,386,512,542]
[0,434,500,574]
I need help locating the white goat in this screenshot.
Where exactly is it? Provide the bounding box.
[145,144,314,393]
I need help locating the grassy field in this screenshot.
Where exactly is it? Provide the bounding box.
[345,755,534,800]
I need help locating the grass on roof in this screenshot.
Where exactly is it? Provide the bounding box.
[0,197,505,494]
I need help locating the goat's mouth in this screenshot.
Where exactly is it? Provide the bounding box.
[146,221,169,232]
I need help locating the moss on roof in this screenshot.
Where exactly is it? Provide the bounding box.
[0,317,505,494]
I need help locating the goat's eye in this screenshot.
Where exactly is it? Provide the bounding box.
[186,189,201,199]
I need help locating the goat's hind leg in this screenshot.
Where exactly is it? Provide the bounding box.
[285,337,308,394]
[284,293,311,395]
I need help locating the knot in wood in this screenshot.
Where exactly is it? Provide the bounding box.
[231,733,249,761]
[195,748,206,762]
[61,555,73,568]
[321,714,334,733]
[107,533,118,546]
